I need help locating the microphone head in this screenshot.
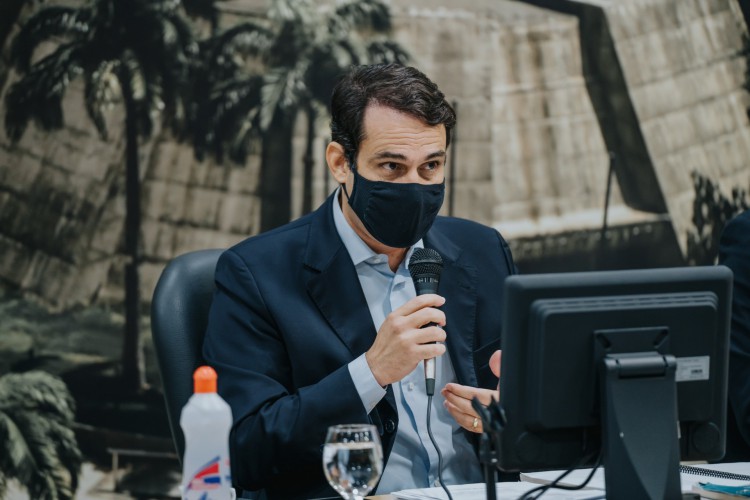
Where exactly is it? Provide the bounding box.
[409,248,444,285]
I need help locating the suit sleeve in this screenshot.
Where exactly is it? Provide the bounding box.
[496,229,518,276]
[202,249,369,491]
[719,212,750,447]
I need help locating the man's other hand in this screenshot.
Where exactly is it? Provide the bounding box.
[442,349,501,433]
[490,349,501,378]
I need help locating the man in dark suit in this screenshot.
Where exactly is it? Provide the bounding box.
[720,208,750,460]
[203,64,515,499]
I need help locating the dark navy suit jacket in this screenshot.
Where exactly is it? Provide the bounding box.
[719,209,750,460]
[203,194,516,499]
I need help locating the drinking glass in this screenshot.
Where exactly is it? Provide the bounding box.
[322,424,383,500]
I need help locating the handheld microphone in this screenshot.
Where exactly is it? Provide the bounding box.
[408,248,444,396]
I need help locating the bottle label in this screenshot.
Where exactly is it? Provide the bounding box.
[186,456,222,492]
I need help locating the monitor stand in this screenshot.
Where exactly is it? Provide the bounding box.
[600,351,682,500]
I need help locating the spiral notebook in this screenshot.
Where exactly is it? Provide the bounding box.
[681,465,750,482]
[519,462,750,494]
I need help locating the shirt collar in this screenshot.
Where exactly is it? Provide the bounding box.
[332,187,423,270]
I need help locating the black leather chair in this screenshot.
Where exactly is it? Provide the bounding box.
[152,248,264,500]
[151,248,223,460]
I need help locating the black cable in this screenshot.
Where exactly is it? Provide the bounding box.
[517,450,603,500]
[426,394,453,500]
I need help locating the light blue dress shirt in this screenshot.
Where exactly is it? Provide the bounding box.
[332,191,483,493]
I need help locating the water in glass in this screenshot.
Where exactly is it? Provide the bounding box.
[323,424,383,500]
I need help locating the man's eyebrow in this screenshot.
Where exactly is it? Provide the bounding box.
[372,151,408,160]
[371,150,446,161]
[425,150,446,160]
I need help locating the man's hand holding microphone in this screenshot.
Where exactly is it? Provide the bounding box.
[364,293,447,388]
[364,248,501,433]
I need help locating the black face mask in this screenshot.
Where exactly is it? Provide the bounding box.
[342,163,445,248]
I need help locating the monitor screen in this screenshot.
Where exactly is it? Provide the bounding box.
[495,266,732,498]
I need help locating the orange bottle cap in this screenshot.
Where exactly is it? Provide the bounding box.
[193,366,217,393]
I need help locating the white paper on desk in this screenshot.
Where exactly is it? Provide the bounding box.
[392,482,605,500]
[520,463,750,494]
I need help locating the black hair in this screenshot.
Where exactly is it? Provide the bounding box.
[330,63,456,161]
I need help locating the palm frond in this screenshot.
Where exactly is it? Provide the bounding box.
[119,50,146,100]
[268,0,314,26]
[45,415,82,496]
[0,372,76,421]
[0,412,37,488]
[159,10,200,58]
[4,82,35,142]
[144,78,165,135]
[13,414,79,500]
[305,39,361,103]
[0,371,80,500]
[269,0,317,56]
[260,63,308,131]
[84,60,121,140]
[89,0,115,32]
[10,6,90,72]
[138,52,179,128]
[141,0,183,13]
[4,44,83,142]
[366,39,410,65]
[0,473,7,499]
[195,75,263,162]
[133,6,197,61]
[207,22,274,77]
[181,0,218,30]
[318,37,366,67]
[330,0,391,36]
[132,11,198,136]
[228,105,261,164]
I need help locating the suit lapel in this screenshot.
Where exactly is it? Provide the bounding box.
[425,225,479,388]
[304,194,376,358]
[304,194,398,412]
[305,197,486,410]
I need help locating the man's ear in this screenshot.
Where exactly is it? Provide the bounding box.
[326,142,350,184]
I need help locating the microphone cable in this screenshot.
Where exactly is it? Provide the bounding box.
[426,391,453,500]
[409,248,451,498]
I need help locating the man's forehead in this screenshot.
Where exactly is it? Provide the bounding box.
[360,104,447,148]
[362,103,434,127]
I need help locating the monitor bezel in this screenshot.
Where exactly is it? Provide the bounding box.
[497,265,732,473]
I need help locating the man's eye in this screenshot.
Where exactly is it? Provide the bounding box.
[381,162,400,171]
[423,161,442,171]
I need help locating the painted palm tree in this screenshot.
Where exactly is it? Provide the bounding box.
[4,0,197,392]
[0,371,82,500]
[686,171,749,265]
[0,0,46,91]
[191,0,408,229]
[0,0,23,56]
[183,0,219,35]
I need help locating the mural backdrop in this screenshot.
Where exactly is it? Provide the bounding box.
[0,0,748,498]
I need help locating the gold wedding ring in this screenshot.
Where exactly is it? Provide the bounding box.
[472,417,479,429]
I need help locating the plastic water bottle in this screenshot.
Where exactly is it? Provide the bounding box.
[180,365,234,500]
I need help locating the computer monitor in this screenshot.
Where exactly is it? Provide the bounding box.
[495,266,732,500]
